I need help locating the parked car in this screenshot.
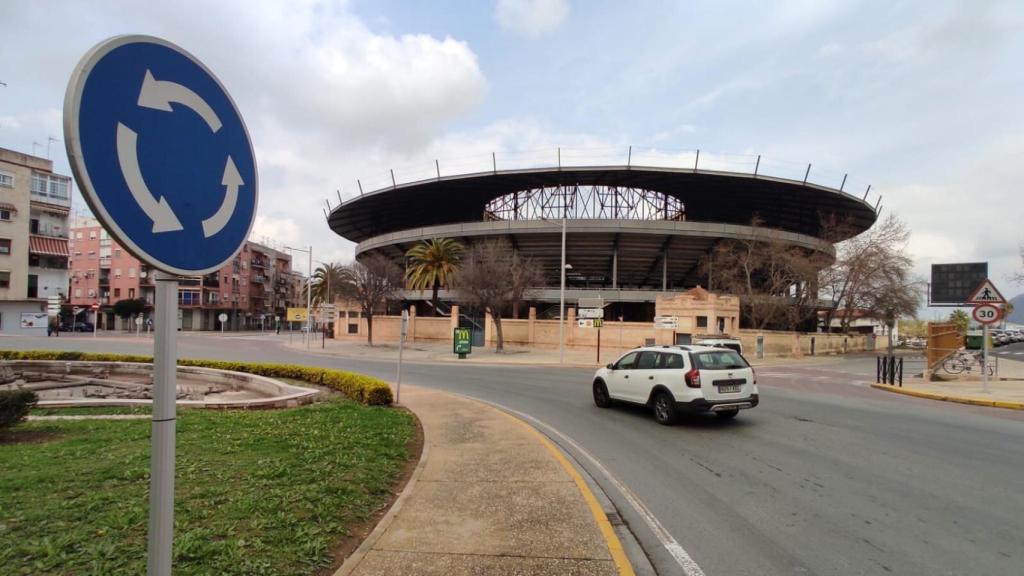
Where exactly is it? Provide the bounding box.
[60,321,95,332]
[693,337,743,354]
[592,345,758,425]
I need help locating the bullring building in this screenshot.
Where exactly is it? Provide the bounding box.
[327,150,876,324]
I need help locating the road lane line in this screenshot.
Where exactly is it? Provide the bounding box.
[463,394,706,576]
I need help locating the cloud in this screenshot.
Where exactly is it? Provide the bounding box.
[0,1,488,267]
[495,0,569,37]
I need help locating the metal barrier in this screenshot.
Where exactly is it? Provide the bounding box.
[877,356,903,386]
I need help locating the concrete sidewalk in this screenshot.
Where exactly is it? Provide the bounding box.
[335,386,632,576]
[871,357,1024,410]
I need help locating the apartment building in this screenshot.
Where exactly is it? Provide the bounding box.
[69,218,303,330]
[0,147,72,334]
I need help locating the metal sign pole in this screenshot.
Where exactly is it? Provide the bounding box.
[396,310,408,403]
[982,323,990,394]
[148,272,179,576]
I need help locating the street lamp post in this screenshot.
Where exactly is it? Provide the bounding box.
[559,216,566,364]
[541,215,570,364]
[286,245,313,350]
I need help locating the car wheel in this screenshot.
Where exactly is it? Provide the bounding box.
[715,408,740,420]
[593,381,612,408]
[652,391,677,425]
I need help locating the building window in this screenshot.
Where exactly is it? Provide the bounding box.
[88,289,96,297]
[89,230,96,240]
[31,172,70,202]
[128,267,135,278]
[76,231,83,239]
[178,291,200,306]
[0,271,9,288]
[114,288,121,298]
[0,210,10,221]
[128,288,135,298]
[696,316,708,328]
[0,238,9,255]
[75,288,81,298]
[114,248,121,257]
[0,171,13,188]
[114,268,121,278]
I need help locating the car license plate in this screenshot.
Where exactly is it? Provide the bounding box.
[719,384,741,394]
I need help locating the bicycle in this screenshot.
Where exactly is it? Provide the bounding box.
[941,351,994,376]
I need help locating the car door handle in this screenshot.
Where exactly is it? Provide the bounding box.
[624,375,629,379]
[649,376,654,380]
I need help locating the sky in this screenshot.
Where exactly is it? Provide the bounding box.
[1,0,1022,311]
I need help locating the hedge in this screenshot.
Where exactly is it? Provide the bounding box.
[0,389,38,428]
[0,351,393,406]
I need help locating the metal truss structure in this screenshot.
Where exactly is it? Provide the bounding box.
[484,185,685,222]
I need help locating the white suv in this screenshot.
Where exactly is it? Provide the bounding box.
[592,345,759,425]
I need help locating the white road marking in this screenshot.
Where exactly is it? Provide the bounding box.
[464,394,706,576]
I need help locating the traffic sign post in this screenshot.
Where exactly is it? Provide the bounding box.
[396,310,408,403]
[218,312,228,335]
[64,35,257,576]
[965,279,1005,396]
[972,303,1002,395]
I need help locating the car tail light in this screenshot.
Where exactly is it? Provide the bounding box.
[685,368,701,388]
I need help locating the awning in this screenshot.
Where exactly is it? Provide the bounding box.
[29,235,70,258]
[0,202,17,212]
[29,200,70,215]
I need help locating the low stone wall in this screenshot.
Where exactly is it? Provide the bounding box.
[334,307,872,359]
[2,360,318,409]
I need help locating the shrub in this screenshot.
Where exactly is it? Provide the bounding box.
[0,352,393,406]
[0,389,38,428]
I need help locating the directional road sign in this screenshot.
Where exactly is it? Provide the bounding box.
[966,279,1006,305]
[64,35,257,275]
[578,307,604,319]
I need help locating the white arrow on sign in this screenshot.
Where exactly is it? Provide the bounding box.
[117,70,243,237]
[138,70,222,132]
[116,123,184,233]
[202,156,242,238]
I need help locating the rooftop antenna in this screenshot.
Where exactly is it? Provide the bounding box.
[47,136,60,160]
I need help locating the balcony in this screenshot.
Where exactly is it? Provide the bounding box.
[252,274,266,284]
[251,258,267,268]
[99,275,110,286]
[99,257,112,267]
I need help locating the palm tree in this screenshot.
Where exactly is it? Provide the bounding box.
[309,262,345,306]
[405,238,463,316]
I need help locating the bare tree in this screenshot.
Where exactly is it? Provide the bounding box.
[338,253,403,346]
[704,218,826,330]
[818,213,917,334]
[1014,244,1024,285]
[454,239,543,351]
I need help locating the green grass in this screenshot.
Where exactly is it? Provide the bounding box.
[0,398,414,575]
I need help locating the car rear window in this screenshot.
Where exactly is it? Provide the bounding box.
[692,350,749,370]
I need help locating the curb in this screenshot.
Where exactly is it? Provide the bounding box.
[870,383,1024,410]
[332,405,431,576]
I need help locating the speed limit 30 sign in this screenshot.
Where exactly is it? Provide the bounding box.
[972,303,1002,325]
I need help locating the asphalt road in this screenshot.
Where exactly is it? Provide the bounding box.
[7,333,1024,575]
